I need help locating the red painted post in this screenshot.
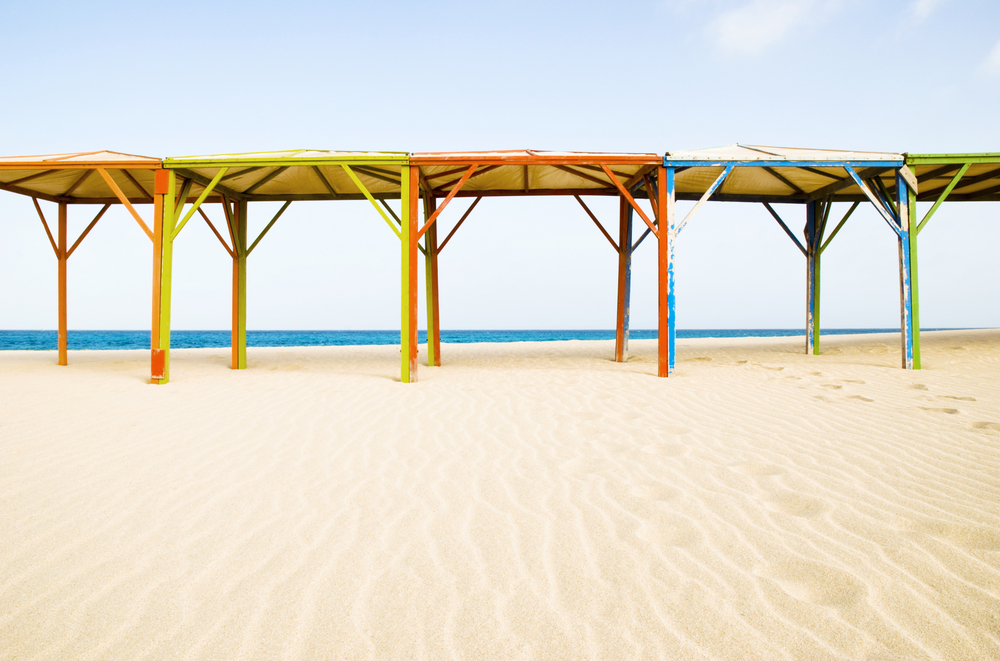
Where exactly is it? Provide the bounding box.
[151,169,167,383]
[57,203,68,366]
[657,166,670,377]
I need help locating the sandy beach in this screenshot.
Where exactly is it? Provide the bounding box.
[1,329,998,660]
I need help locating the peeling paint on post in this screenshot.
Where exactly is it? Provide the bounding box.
[805,201,819,355]
[897,172,915,369]
[907,184,921,369]
[615,196,632,362]
[660,166,674,376]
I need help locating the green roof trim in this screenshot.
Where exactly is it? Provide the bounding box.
[906,152,1000,165]
[163,149,409,169]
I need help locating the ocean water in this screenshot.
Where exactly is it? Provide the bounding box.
[0,328,953,351]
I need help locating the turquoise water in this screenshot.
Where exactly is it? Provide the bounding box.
[0,329,946,351]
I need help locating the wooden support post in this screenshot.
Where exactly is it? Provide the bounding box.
[423,194,441,367]
[57,203,68,366]
[805,201,821,355]
[659,166,673,377]
[402,166,418,382]
[897,172,915,369]
[155,170,178,383]
[907,184,921,369]
[233,199,248,370]
[615,196,633,362]
[150,169,168,383]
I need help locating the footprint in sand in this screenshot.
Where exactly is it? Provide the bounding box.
[810,372,824,377]
[841,379,866,384]
[821,384,843,389]
[730,462,785,476]
[939,395,976,402]
[847,395,874,402]
[686,356,712,362]
[919,407,959,415]
[971,421,1000,432]
[909,384,929,391]
[814,395,835,403]
[759,558,866,608]
[637,520,701,548]
[765,493,826,517]
[629,482,680,501]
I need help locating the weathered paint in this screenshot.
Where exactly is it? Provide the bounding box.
[660,166,674,376]
[907,185,921,369]
[665,159,904,168]
[675,164,734,236]
[843,166,902,236]
[402,166,418,383]
[916,163,970,235]
[897,173,915,369]
[57,203,67,366]
[805,202,819,355]
[615,196,633,362]
[424,194,441,367]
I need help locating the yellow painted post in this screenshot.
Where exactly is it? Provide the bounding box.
[157,170,178,383]
[233,199,248,370]
[401,166,417,382]
[57,203,67,366]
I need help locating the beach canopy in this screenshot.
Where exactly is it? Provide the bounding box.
[664,144,905,202]
[0,151,162,204]
[163,150,409,202]
[906,153,1000,202]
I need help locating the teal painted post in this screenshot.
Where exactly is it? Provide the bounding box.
[805,202,820,355]
[897,173,915,369]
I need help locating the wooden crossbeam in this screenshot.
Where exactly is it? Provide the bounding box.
[171,168,229,239]
[575,163,631,180]
[438,196,482,253]
[872,176,898,217]
[433,164,499,193]
[173,168,245,201]
[762,202,806,256]
[119,169,153,201]
[916,164,963,183]
[553,164,614,188]
[843,166,900,236]
[63,169,93,197]
[819,201,860,254]
[801,166,842,181]
[96,168,154,240]
[66,204,111,258]
[763,167,804,194]
[351,165,402,186]
[311,166,337,196]
[806,166,889,201]
[7,169,57,187]
[574,195,618,252]
[244,167,287,194]
[674,165,734,236]
[32,197,60,258]
[247,201,292,255]
[418,164,478,240]
[920,165,1000,199]
[341,164,400,239]
[197,207,235,258]
[600,165,657,236]
[623,164,657,190]
[221,166,265,181]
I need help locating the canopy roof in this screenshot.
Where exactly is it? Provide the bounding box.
[906,153,1000,202]
[0,150,161,204]
[411,150,661,198]
[163,150,409,202]
[664,144,905,203]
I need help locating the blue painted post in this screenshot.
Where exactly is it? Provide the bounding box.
[615,197,633,362]
[897,172,915,369]
[664,166,676,374]
[805,201,820,355]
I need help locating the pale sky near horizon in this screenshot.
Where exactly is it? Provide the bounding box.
[1,0,998,332]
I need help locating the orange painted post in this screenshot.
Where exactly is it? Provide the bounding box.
[423,194,441,367]
[615,195,632,362]
[232,200,248,370]
[658,166,672,377]
[401,166,419,382]
[57,203,68,366]
[150,169,167,383]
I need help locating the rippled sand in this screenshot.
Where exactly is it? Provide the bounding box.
[1,329,999,660]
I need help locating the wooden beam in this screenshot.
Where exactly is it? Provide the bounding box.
[247,201,292,255]
[674,165,734,235]
[66,204,111,258]
[120,169,153,201]
[920,165,1000,199]
[62,169,93,197]
[600,165,657,235]
[418,164,478,240]
[801,166,843,181]
[806,167,890,201]
[221,166,265,181]
[7,169,58,187]
[197,207,235,258]
[341,164,401,238]
[432,164,499,193]
[437,196,481,253]
[96,168,154,240]
[171,168,246,200]
[762,202,806,256]
[32,197,60,258]
[574,195,618,251]
[916,164,962,183]
[819,201,860,254]
[311,166,337,196]
[244,166,287,194]
[763,167,804,194]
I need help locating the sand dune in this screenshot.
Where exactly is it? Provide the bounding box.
[1,330,998,660]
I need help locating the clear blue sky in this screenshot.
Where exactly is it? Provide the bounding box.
[2,0,998,331]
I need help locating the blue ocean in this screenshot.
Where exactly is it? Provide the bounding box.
[0,329,946,351]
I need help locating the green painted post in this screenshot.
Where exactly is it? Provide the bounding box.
[423,194,440,367]
[158,170,177,383]
[908,185,921,369]
[401,166,416,382]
